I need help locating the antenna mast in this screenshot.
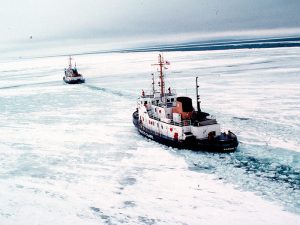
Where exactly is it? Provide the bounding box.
[158,54,164,98]
[152,54,169,103]
[196,77,201,112]
[151,73,155,95]
[69,56,72,68]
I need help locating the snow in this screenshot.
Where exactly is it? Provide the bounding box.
[0,47,299,224]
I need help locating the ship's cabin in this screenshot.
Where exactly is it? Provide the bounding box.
[139,92,176,108]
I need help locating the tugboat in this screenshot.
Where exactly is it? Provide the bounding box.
[132,54,238,152]
[63,56,85,84]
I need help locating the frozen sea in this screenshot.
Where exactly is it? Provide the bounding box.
[0,46,300,224]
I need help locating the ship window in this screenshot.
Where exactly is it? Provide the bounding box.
[171,98,174,102]
[141,101,143,104]
[152,100,155,104]
[156,100,159,104]
[167,99,170,102]
[144,101,147,104]
[161,125,163,129]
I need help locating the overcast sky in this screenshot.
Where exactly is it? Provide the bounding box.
[1,0,300,45]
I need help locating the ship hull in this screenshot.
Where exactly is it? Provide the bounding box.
[133,111,238,152]
[63,77,85,84]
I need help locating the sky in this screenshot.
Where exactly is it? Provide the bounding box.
[0,0,300,49]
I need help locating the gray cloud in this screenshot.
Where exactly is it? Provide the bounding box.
[0,0,300,44]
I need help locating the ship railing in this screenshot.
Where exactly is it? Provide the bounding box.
[148,113,160,121]
[141,94,154,98]
[167,120,191,127]
[179,120,191,127]
[147,113,191,127]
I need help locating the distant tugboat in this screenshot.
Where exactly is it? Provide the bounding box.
[132,54,238,152]
[63,56,85,84]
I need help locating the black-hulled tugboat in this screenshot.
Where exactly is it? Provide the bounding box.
[132,54,238,152]
[63,56,85,84]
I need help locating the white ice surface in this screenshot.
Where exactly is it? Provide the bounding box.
[0,47,299,224]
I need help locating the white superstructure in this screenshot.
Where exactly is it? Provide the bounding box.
[136,54,221,142]
[63,56,85,84]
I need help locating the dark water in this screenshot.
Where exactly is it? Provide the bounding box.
[122,36,300,53]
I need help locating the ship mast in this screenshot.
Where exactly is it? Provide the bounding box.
[69,56,72,69]
[152,54,169,103]
[196,76,201,112]
[151,73,155,95]
[158,54,164,98]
